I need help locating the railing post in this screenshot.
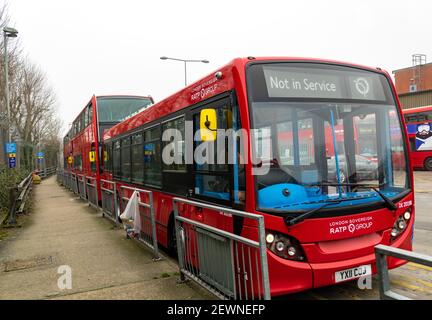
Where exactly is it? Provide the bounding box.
[113,181,119,226]
[173,199,185,282]
[7,187,18,225]
[257,216,271,300]
[375,249,391,300]
[149,192,160,260]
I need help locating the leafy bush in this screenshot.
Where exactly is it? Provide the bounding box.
[0,165,30,213]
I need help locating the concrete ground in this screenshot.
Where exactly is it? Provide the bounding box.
[0,176,210,300]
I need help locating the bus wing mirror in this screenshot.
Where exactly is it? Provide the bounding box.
[200,108,217,141]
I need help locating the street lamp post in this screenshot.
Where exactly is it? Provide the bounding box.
[3,27,18,145]
[160,56,209,86]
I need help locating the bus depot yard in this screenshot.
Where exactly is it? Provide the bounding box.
[0,171,430,300]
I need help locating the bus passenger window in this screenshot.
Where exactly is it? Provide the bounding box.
[121,137,131,181]
[113,140,121,178]
[162,117,186,172]
[144,126,162,187]
[409,138,416,151]
[131,133,144,184]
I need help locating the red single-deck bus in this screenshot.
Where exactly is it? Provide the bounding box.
[403,106,432,170]
[63,95,154,199]
[103,58,414,297]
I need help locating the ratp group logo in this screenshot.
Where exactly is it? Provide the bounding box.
[354,77,370,97]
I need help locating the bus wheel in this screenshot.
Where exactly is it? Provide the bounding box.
[424,157,432,171]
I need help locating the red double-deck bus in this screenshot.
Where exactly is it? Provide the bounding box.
[63,95,154,198]
[103,57,414,296]
[402,106,432,170]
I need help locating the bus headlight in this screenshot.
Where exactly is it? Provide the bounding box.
[391,210,411,241]
[266,233,275,244]
[265,231,306,261]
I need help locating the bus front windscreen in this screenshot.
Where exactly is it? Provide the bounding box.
[97,97,153,123]
[247,63,410,213]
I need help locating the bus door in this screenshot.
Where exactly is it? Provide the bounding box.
[189,95,244,230]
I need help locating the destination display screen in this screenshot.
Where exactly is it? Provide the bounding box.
[248,63,390,102]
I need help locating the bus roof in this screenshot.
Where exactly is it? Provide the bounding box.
[103,57,391,141]
[402,106,432,115]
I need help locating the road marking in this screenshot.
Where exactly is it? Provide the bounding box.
[391,279,427,292]
[407,262,432,272]
[391,274,432,295]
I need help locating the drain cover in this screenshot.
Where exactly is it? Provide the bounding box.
[3,255,54,272]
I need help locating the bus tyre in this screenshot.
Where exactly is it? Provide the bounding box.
[424,157,432,171]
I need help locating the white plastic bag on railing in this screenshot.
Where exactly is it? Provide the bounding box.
[119,190,141,237]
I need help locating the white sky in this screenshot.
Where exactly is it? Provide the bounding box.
[6,0,432,134]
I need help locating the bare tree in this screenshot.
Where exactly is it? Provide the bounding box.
[0,2,61,170]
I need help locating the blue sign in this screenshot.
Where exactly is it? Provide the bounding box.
[8,157,16,169]
[37,151,44,158]
[6,143,16,154]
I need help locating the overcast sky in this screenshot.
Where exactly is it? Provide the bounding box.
[6,0,432,134]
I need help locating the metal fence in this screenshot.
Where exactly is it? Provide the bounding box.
[172,197,271,300]
[77,174,87,200]
[120,185,159,260]
[375,244,432,300]
[71,173,79,194]
[56,170,62,184]
[100,179,118,225]
[39,167,57,179]
[86,176,98,209]
[1,172,33,226]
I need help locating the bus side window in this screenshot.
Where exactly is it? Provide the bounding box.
[131,133,144,184]
[113,140,121,179]
[409,137,416,151]
[121,137,132,181]
[88,103,93,125]
[144,126,162,187]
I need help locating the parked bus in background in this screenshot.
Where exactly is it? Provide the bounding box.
[403,106,432,170]
[102,57,413,297]
[63,95,154,199]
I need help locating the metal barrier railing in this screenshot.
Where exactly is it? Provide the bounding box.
[100,179,118,225]
[65,171,72,190]
[375,244,432,300]
[172,197,271,300]
[120,185,159,260]
[39,166,57,179]
[77,174,87,200]
[86,176,98,209]
[71,173,79,194]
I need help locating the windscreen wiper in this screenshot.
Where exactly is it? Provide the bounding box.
[285,201,337,226]
[308,182,397,211]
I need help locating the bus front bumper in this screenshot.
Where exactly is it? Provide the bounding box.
[268,224,413,297]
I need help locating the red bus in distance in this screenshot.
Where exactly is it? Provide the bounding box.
[63,95,154,199]
[102,57,413,297]
[403,105,432,170]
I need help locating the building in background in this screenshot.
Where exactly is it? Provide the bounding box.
[393,54,432,109]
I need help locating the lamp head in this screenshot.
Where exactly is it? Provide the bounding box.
[3,27,18,37]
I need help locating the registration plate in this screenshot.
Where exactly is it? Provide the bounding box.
[335,264,372,283]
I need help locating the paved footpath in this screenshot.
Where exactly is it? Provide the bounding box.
[0,176,210,300]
